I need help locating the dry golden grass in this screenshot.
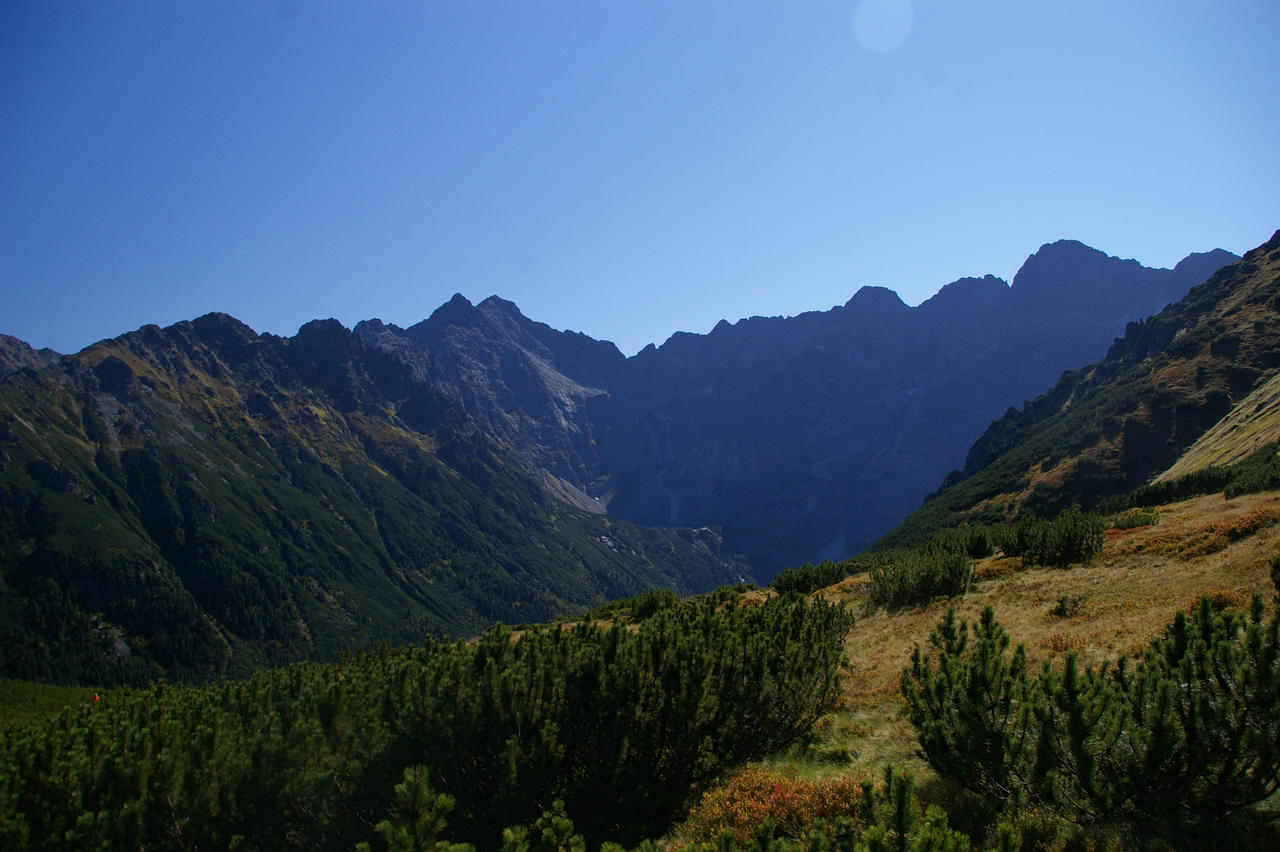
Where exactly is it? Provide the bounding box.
[1156,373,1280,481]
[790,489,1280,781]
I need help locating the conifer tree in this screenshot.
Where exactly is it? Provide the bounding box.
[900,608,1038,809]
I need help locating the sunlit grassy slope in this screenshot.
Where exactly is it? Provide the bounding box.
[1155,371,1280,481]
[772,488,1279,782]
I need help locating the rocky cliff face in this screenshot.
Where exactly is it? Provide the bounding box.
[355,241,1238,573]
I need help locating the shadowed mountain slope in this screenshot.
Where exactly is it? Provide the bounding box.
[878,231,1280,548]
[358,242,1235,570]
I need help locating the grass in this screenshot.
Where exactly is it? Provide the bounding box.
[763,489,1280,785]
[1154,363,1280,482]
[0,679,100,728]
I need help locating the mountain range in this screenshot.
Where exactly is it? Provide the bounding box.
[352,240,1235,569]
[0,237,1248,682]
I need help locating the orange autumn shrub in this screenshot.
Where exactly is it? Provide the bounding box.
[681,766,869,843]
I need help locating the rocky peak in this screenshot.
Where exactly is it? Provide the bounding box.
[190,312,259,345]
[1011,240,1129,294]
[426,293,482,328]
[1172,248,1242,281]
[843,285,908,314]
[919,275,1009,312]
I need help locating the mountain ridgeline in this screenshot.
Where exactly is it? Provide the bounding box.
[0,238,1243,683]
[354,240,1234,570]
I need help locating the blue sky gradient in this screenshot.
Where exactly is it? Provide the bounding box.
[3,1,1278,356]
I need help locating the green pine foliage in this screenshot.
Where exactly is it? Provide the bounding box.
[0,593,853,850]
[362,766,473,852]
[857,506,1104,612]
[0,679,96,728]
[1105,507,1158,530]
[901,598,1280,842]
[770,560,847,595]
[863,545,974,611]
[578,587,682,621]
[996,506,1105,568]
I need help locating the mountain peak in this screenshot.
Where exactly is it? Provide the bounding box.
[1012,240,1122,290]
[477,295,524,317]
[920,274,1009,310]
[295,317,349,338]
[1172,248,1241,279]
[190,312,260,346]
[427,293,482,327]
[844,285,907,312]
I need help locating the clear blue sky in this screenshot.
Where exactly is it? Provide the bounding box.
[3,1,1278,356]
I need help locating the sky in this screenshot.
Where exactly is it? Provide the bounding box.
[3,1,1278,357]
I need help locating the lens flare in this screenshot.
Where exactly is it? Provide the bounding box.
[852,0,915,53]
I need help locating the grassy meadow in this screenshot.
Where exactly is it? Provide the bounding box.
[685,489,1280,846]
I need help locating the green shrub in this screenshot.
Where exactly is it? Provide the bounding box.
[581,587,681,621]
[0,595,854,849]
[1224,443,1280,497]
[771,560,847,595]
[867,544,973,610]
[1002,507,1104,567]
[1107,507,1158,530]
[902,599,1280,839]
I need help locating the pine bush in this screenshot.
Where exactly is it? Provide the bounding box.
[901,599,1280,837]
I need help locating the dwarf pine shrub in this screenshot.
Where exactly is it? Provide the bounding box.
[867,544,973,610]
[902,598,1280,837]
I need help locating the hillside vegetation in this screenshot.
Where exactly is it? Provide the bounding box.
[1155,370,1280,480]
[0,591,850,849]
[705,488,1280,851]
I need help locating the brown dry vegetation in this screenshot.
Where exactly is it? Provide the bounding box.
[770,489,1280,781]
